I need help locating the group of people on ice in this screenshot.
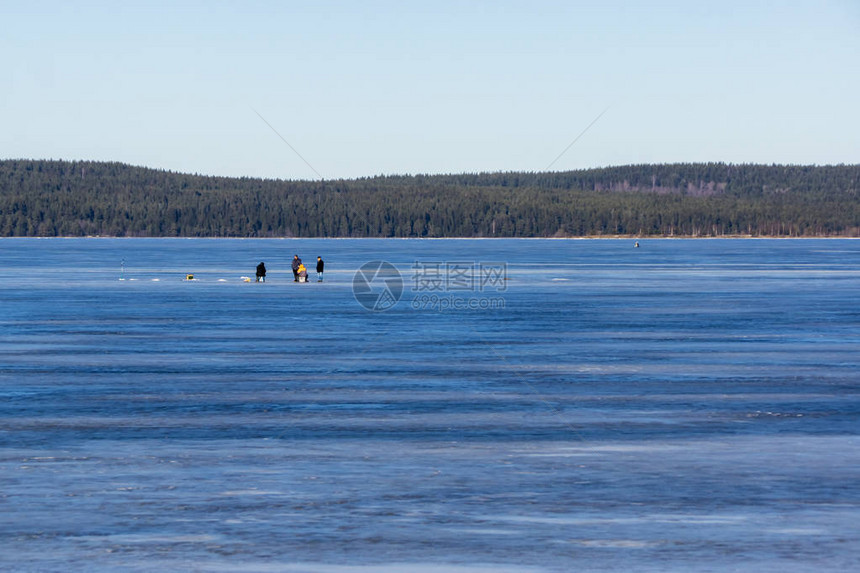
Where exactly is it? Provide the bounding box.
[255,255,324,283]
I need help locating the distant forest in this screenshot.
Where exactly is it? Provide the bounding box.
[1,160,858,237]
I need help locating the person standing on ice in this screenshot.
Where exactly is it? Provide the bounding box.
[291,254,302,282]
[256,262,267,282]
[316,256,324,282]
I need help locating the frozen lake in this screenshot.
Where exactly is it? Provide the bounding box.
[1,238,859,572]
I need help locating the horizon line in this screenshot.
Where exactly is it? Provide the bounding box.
[2,157,858,184]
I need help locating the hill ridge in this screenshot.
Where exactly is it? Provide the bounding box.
[1,159,857,237]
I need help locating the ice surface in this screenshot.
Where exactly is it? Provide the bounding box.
[0,238,858,571]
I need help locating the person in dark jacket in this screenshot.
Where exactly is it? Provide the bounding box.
[316,256,324,282]
[291,255,302,282]
[256,262,267,282]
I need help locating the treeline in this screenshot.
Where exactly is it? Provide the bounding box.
[0,159,857,237]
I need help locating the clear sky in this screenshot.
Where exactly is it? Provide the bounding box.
[2,0,858,180]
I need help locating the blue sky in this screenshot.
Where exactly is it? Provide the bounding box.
[3,0,858,180]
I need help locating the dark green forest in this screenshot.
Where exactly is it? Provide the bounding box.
[1,159,858,237]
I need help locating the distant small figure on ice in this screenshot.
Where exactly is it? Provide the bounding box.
[291,255,302,282]
[256,262,267,282]
[316,256,324,282]
[297,263,308,282]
